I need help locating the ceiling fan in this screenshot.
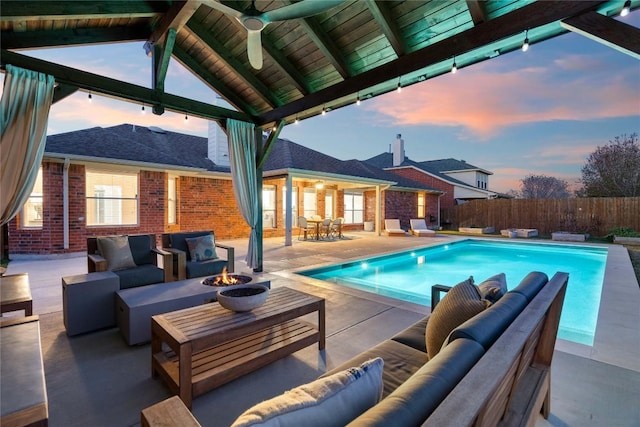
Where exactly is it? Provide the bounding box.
[206,0,344,70]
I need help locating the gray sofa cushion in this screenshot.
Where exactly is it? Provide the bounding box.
[510,271,548,302]
[390,316,429,353]
[346,338,485,427]
[186,259,228,279]
[323,340,428,398]
[128,234,154,266]
[114,264,165,289]
[169,231,211,262]
[446,292,528,350]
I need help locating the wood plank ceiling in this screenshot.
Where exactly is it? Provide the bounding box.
[1,1,638,130]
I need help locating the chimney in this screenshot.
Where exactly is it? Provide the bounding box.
[392,134,404,166]
[208,121,230,166]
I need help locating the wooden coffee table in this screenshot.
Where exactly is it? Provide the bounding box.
[1,273,33,316]
[151,287,325,408]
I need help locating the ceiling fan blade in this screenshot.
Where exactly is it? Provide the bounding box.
[247,29,264,69]
[203,0,243,19]
[262,0,344,23]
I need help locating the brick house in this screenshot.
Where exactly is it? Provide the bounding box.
[8,124,442,256]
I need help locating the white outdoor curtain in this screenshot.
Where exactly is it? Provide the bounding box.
[227,119,260,269]
[1,64,55,225]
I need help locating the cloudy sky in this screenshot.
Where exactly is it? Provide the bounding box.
[4,11,638,193]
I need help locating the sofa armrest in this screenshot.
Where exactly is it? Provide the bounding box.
[431,284,452,311]
[163,247,187,281]
[215,243,235,273]
[152,248,175,282]
[88,253,108,272]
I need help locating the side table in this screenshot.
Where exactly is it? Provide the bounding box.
[1,273,33,316]
[62,271,120,335]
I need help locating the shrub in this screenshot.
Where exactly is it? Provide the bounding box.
[606,227,640,242]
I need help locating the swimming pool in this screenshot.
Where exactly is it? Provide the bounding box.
[299,239,607,346]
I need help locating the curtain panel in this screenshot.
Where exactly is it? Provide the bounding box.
[227,119,260,269]
[1,64,55,225]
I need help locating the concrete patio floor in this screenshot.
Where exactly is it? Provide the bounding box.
[4,231,640,426]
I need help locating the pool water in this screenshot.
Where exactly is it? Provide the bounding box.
[299,239,607,346]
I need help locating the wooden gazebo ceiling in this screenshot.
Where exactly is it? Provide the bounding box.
[1,1,638,129]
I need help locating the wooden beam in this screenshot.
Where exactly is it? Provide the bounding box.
[256,1,605,125]
[299,16,352,79]
[186,20,283,108]
[0,0,166,20]
[466,0,488,25]
[561,11,640,59]
[366,0,405,57]
[52,83,78,104]
[149,0,201,46]
[0,26,149,49]
[257,120,285,170]
[0,49,253,123]
[155,28,177,92]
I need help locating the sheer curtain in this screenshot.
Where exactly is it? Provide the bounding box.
[227,119,259,269]
[1,65,55,225]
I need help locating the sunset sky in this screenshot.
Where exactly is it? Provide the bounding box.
[3,11,638,193]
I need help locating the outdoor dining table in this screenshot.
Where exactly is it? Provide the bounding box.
[306,218,324,240]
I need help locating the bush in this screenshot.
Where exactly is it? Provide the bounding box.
[606,227,640,242]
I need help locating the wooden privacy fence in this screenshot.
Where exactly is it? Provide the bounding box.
[442,197,640,237]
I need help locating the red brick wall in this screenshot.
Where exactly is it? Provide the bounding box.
[384,191,416,230]
[388,167,456,210]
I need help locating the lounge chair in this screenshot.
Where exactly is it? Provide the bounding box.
[410,219,436,237]
[384,219,406,237]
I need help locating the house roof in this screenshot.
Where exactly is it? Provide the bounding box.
[418,158,493,176]
[364,152,494,194]
[2,1,636,129]
[44,124,440,193]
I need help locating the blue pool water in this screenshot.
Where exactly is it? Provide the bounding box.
[299,239,607,346]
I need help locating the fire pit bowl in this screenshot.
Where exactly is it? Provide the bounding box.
[216,284,269,312]
[201,273,252,287]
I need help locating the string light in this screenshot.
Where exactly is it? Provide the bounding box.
[88,92,92,102]
[322,106,326,115]
[141,104,146,114]
[294,117,299,124]
[451,57,457,74]
[621,0,631,16]
[184,114,188,122]
[522,29,529,52]
[396,77,402,93]
[356,92,361,106]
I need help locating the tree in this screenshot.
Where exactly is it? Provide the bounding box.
[520,174,570,199]
[580,133,640,197]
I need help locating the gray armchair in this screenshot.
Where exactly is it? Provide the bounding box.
[87,234,173,288]
[161,231,234,280]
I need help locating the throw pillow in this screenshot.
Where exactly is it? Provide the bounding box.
[185,233,218,262]
[426,277,489,360]
[477,273,508,304]
[230,358,384,427]
[96,235,136,271]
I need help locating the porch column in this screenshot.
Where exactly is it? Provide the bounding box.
[285,174,293,246]
[375,185,382,235]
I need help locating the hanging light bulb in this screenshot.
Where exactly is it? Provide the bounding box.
[294,117,299,124]
[356,92,361,106]
[184,114,188,122]
[621,0,631,16]
[141,104,146,114]
[88,92,92,102]
[397,77,402,93]
[451,57,457,74]
[322,106,326,116]
[522,30,530,52]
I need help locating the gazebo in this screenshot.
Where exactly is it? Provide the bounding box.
[1,0,638,271]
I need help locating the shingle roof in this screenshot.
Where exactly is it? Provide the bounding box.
[44,124,439,192]
[419,158,492,175]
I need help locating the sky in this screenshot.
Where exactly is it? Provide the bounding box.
[2,11,638,194]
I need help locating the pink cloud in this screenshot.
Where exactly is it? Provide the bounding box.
[366,57,639,140]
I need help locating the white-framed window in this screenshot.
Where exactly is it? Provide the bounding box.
[325,189,334,219]
[262,185,276,228]
[344,192,363,224]
[303,188,317,218]
[86,170,138,226]
[476,173,488,189]
[168,175,177,224]
[417,193,425,218]
[282,186,298,227]
[21,167,43,228]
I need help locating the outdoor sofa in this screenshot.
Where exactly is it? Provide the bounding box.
[161,231,234,280]
[141,270,568,427]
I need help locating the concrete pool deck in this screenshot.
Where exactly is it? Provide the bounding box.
[4,232,640,426]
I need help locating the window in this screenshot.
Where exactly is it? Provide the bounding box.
[86,170,138,226]
[303,188,317,218]
[282,186,298,226]
[262,185,276,228]
[476,173,487,189]
[325,189,334,219]
[344,192,363,224]
[168,176,177,224]
[417,193,425,218]
[22,167,43,228]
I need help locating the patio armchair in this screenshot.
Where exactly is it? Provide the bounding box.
[319,218,332,239]
[161,231,234,280]
[384,219,406,236]
[410,219,436,237]
[87,234,172,289]
[330,217,344,239]
[297,217,316,240]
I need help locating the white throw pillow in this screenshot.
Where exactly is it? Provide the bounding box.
[231,358,384,427]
